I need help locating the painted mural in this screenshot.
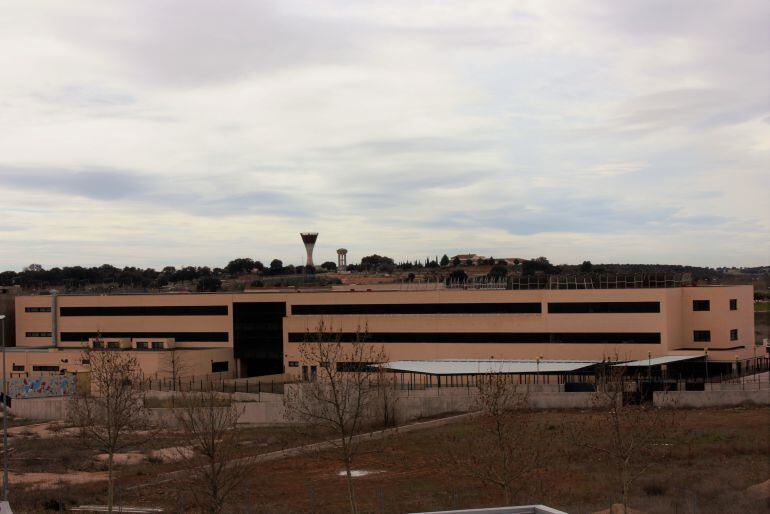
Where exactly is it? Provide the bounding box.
[8,374,77,398]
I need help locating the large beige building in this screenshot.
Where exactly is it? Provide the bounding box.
[10,284,757,379]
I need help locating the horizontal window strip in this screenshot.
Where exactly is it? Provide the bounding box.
[26,332,52,338]
[291,303,542,315]
[288,332,661,344]
[548,302,660,314]
[60,305,228,317]
[25,306,51,312]
[60,332,229,343]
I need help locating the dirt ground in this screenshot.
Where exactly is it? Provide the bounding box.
[8,408,770,514]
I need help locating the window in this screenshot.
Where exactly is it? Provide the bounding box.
[693,330,711,342]
[60,305,228,316]
[211,361,229,373]
[336,362,372,372]
[61,332,228,343]
[288,331,662,344]
[32,365,59,372]
[25,306,51,312]
[135,341,148,350]
[292,302,542,315]
[730,299,738,310]
[81,359,90,365]
[107,341,120,349]
[92,341,104,349]
[730,329,738,341]
[151,341,164,350]
[548,302,660,314]
[692,300,710,311]
[25,332,52,338]
[288,361,299,367]
[11,364,24,372]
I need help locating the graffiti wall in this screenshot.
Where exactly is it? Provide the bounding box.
[8,374,77,398]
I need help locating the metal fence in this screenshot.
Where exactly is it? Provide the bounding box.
[139,373,300,395]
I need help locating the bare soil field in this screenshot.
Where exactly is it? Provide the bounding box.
[8,408,770,513]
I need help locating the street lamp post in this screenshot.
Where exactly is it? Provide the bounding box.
[0,314,7,501]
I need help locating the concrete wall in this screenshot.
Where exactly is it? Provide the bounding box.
[9,397,69,421]
[237,401,286,424]
[654,390,770,408]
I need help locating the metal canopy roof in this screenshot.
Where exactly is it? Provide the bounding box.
[377,359,599,376]
[613,354,706,367]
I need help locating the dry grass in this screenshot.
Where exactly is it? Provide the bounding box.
[8,407,770,513]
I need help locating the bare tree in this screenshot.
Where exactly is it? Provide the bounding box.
[172,391,250,514]
[160,348,189,392]
[575,365,681,513]
[68,348,149,514]
[283,320,388,514]
[447,373,539,504]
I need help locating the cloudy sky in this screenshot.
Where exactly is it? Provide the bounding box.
[1,0,768,271]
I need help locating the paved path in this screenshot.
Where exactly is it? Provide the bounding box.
[128,411,478,489]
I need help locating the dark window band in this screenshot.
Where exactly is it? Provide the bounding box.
[25,307,52,313]
[26,332,52,338]
[60,306,228,317]
[291,303,542,315]
[33,365,59,372]
[548,302,660,314]
[288,332,661,344]
[61,332,229,343]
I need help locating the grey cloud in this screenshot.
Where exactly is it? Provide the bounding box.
[595,0,770,48]
[0,166,146,200]
[432,194,734,236]
[35,85,136,108]
[0,166,311,219]
[612,88,770,132]
[54,0,363,86]
[321,136,498,156]
[182,190,310,218]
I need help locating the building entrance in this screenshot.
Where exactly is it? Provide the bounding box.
[233,302,286,377]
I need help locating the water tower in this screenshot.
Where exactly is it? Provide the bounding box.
[337,248,348,271]
[300,232,318,269]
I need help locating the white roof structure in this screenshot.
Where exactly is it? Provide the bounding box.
[409,504,567,514]
[377,359,599,375]
[613,354,706,367]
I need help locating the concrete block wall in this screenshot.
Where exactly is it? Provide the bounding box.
[654,390,770,408]
[9,397,69,421]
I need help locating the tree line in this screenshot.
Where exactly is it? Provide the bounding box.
[1,255,756,292]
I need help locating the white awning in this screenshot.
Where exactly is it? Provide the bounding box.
[613,354,706,367]
[377,359,599,375]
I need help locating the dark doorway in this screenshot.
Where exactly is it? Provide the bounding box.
[233,302,286,377]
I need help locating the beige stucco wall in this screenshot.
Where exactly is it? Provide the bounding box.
[2,346,233,379]
[12,286,756,378]
[680,286,754,351]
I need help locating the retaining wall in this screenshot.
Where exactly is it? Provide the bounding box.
[9,397,69,421]
[654,390,770,408]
